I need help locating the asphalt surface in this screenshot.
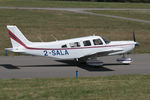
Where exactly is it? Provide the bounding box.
[0,54,150,79]
[0,7,150,23]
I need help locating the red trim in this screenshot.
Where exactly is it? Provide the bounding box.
[8,30,27,48]
[8,30,135,50]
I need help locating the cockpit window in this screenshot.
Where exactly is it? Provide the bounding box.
[83,40,91,46]
[102,37,111,44]
[93,39,103,45]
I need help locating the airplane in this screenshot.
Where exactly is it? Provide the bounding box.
[5,25,139,66]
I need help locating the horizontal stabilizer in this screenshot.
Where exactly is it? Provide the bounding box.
[5,48,25,53]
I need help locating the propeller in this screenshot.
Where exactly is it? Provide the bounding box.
[133,31,136,42]
[133,31,139,46]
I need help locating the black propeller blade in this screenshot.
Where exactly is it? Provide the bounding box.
[133,31,139,46]
[133,31,136,42]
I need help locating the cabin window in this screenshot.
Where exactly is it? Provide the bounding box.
[83,40,91,46]
[69,42,80,48]
[93,39,103,45]
[62,44,67,48]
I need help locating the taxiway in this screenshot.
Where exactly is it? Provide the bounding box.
[0,54,150,79]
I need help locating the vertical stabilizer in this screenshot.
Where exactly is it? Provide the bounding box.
[7,25,31,48]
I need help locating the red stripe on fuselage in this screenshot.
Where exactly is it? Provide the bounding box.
[8,30,135,50]
[8,30,27,48]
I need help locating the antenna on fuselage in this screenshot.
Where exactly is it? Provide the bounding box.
[51,34,58,41]
[38,36,44,42]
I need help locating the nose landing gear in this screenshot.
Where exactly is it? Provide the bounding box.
[117,54,132,65]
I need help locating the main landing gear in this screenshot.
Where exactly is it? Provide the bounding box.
[86,58,104,66]
[117,54,132,65]
[75,58,104,66]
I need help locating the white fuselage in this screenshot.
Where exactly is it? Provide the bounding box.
[6,25,138,65]
[18,36,136,59]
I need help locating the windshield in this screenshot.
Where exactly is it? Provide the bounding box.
[102,37,111,44]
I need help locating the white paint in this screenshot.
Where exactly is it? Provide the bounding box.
[6,25,138,64]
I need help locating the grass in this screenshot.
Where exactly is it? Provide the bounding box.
[0,9,150,55]
[0,0,150,8]
[0,75,150,100]
[91,10,150,21]
[0,1,150,54]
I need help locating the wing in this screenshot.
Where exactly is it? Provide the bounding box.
[79,47,123,60]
